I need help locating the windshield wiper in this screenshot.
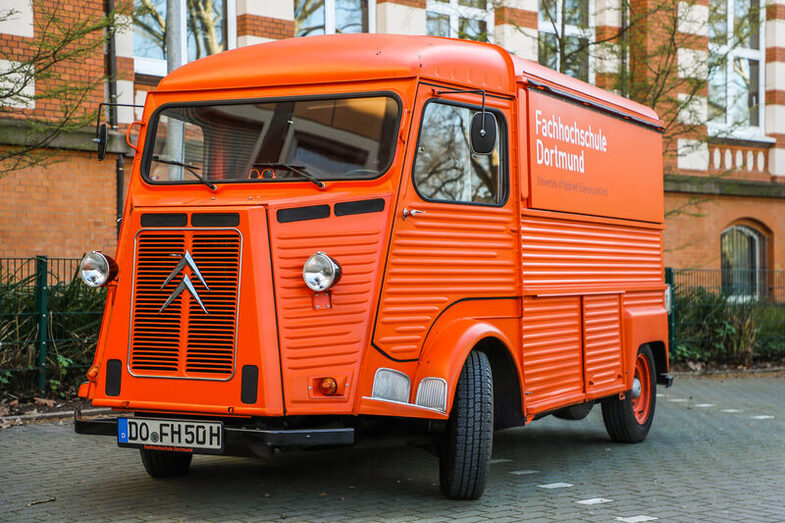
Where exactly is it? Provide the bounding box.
[252,162,326,190]
[152,155,216,191]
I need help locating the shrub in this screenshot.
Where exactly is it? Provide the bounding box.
[672,287,785,365]
[0,265,105,396]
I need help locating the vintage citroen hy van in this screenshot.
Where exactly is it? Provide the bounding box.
[76,34,672,499]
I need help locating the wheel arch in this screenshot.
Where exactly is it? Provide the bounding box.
[647,340,668,376]
[622,306,668,387]
[474,337,525,430]
[414,318,522,423]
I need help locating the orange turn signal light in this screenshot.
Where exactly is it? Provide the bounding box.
[86,365,100,382]
[319,377,337,396]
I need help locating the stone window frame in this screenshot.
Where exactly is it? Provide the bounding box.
[537,0,595,84]
[720,223,768,301]
[425,0,496,42]
[708,0,766,141]
[133,0,238,77]
[294,0,378,37]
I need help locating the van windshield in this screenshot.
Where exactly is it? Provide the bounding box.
[142,95,400,185]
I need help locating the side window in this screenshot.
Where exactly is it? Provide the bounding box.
[413,101,504,205]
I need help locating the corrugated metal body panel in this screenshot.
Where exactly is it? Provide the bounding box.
[521,296,584,413]
[375,203,518,360]
[521,214,663,290]
[624,290,665,309]
[131,234,185,374]
[185,233,242,375]
[582,294,624,395]
[269,205,389,411]
[130,229,241,379]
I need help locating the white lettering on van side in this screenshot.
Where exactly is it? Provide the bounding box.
[536,139,585,173]
[535,109,607,153]
[534,109,608,176]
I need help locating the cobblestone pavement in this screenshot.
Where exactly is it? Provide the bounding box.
[1,375,784,522]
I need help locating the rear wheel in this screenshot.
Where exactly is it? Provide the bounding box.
[439,350,493,500]
[601,344,656,443]
[140,449,193,478]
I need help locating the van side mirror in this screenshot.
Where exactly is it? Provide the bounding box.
[92,102,144,161]
[94,122,108,161]
[470,112,497,155]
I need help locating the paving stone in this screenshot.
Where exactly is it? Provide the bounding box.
[1,376,784,520]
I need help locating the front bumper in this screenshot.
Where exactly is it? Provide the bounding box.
[73,408,355,457]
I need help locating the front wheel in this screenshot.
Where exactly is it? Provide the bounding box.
[439,350,494,500]
[140,449,193,478]
[601,344,656,443]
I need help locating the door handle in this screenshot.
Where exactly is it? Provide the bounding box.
[402,208,426,220]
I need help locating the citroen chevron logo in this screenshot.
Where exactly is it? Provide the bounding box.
[159,250,210,314]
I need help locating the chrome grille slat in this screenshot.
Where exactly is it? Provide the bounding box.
[129,227,241,379]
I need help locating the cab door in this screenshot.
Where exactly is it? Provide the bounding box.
[372,84,520,362]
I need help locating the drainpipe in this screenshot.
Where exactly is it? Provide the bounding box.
[104,0,124,237]
[621,1,628,97]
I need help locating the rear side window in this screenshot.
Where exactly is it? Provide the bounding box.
[413,101,503,205]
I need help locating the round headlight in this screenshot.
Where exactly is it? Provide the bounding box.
[302,252,341,292]
[79,251,118,287]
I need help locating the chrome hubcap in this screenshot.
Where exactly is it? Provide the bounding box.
[631,377,642,399]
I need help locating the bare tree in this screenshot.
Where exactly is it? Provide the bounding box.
[294,0,325,37]
[134,0,224,60]
[495,0,750,222]
[0,1,129,176]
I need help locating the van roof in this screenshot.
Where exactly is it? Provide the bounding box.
[156,34,661,127]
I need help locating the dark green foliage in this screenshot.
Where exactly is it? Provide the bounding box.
[671,287,785,365]
[0,260,105,396]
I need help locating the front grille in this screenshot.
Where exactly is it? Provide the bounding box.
[130,228,241,379]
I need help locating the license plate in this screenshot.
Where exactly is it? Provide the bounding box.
[117,418,223,454]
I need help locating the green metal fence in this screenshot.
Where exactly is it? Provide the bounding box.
[0,256,105,394]
[669,268,785,364]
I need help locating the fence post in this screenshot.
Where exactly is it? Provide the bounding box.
[665,267,675,357]
[35,255,48,394]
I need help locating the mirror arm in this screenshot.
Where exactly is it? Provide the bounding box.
[434,88,488,135]
[95,102,146,137]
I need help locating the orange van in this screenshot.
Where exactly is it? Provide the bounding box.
[76,34,672,499]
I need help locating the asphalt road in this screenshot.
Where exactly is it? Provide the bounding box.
[1,375,783,522]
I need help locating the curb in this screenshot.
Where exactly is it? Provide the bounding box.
[672,367,785,377]
[1,407,112,423]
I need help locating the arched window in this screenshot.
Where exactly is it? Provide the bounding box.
[721,224,767,300]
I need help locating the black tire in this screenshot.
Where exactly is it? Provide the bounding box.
[439,350,494,500]
[139,449,193,478]
[601,344,657,443]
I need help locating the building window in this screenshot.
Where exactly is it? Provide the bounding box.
[133,0,236,77]
[708,0,764,138]
[537,0,591,82]
[721,224,767,300]
[426,0,494,42]
[294,0,376,37]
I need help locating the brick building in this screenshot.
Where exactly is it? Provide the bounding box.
[1,0,784,295]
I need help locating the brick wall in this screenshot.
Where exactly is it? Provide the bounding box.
[665,192,785,270]
[1,0,106,124]
[236,0,294,45]
[0,0,118,258]
[0,150,126,258]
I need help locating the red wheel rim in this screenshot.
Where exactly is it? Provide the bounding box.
[631,353,652,424]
